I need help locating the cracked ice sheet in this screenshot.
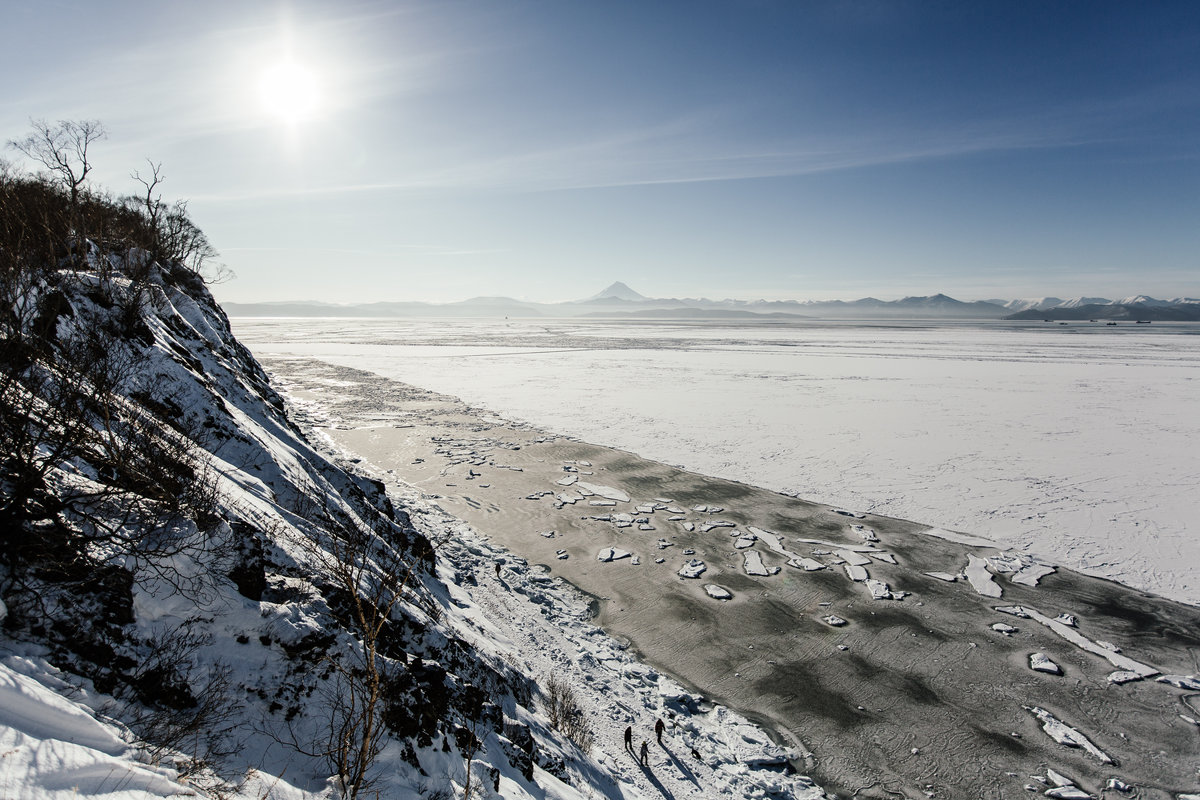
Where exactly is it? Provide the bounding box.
[236,319,1200,606]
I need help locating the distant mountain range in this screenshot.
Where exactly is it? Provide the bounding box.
[224,283,1200,321]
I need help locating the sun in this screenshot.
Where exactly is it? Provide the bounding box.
[258,61,320,124]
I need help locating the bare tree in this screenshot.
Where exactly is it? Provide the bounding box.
[8,119,106,214]
[281,492,424,800]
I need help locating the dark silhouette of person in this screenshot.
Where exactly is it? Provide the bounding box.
[495,561,501,578]
[624,725,633,750]
[655,718,665,744]
[640,740,649,766]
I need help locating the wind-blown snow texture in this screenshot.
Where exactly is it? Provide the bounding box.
[1,256,826,799]
[235,318,1200,606]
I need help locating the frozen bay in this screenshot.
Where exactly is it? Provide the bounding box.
[234,317,1200,605]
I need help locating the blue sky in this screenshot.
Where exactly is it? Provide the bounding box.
[3,1,1198,303]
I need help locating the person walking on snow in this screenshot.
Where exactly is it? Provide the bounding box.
[624,725,633,750]
[655,718,665,744]
[640,740,650,766]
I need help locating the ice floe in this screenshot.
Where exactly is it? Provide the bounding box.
[678,559,707,578]
[1055,613,1078,627]
[704,584,733,600]
[869,552,898,564]
[823,615,848,627]
[735,536,757,549]
[744,550,780,576]
[925,571,959,582]
[991,623,1018,635]
[1157,674,1200,690]
[837,550,872,567]
[597,548,631,562]
[588,499,617,507]
[701,521,736,532]
[1025,706,1113,763]
[866,579,900,600]
[1030,652,1062,674]
[789,557,827,571]
[965,554,1003,597]
[1107,670,1143,684]
[851,523,879,542]
[576,482,631,502]
[556,474,578,486]
[844,564,868,582]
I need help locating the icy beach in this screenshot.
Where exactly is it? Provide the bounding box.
[235,318,1200,606]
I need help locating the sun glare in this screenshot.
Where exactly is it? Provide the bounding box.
[258,61,320,124]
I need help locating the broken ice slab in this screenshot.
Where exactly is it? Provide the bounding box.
[734,536,757,549]
[868,552,898,564]
[704,584,733,600]
[556,475,578,486]
[588,500,617,507]
[925,571,959,582]
[865,579,897,600]
[678,559,707,578]
[1024,706,1113,763]
[1157,674,1200,690]
[851,523,879,542]
[682,522,695,532]
[1106,670,1144,684]
[597,548,632,562]
[1030,653,1062,675]
[1055,613,1078,627]
[576,482,630,502]
[837,550,872,567]
[823,615,848,627]
[744,550,780,576]
[555,550,569,560]
[788,557,826,571]
[700,521,736,532]
[843,564,868,582]
[635,504,657,514]
[991,623,1017,635]
[965,554,1003,598]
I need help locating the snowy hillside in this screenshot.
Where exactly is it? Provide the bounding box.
[0,173,826,798]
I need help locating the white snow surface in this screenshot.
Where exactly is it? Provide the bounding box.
[234,318,1200,605]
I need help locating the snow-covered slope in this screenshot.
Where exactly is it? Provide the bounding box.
[1,243,827,799]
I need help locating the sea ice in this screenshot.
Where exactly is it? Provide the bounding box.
[597,548,631,562]
[1157,675,1200,690]
[965,555,1003,597]
[1030,653,1062,675]
[589,500,617,507]
[705,585,733,600]
[1107,670,1144,684]
[1025,706,1113,763]
[837,550,872,567]
[999,606,1158,678]
[869,552,898,564]
[678,559,707,578]
[823,615,848,627]
[744,551,779,576]
[1055,613,1078,627]
[576,482,631,502]
[991,623,1017,635]
[789,557,826,571]
[556,475,578,486]
[843,564,868,582]
[925,571,959,582]
[735,536,757,549]
[851,524,879,542]
[865,579,896,600]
